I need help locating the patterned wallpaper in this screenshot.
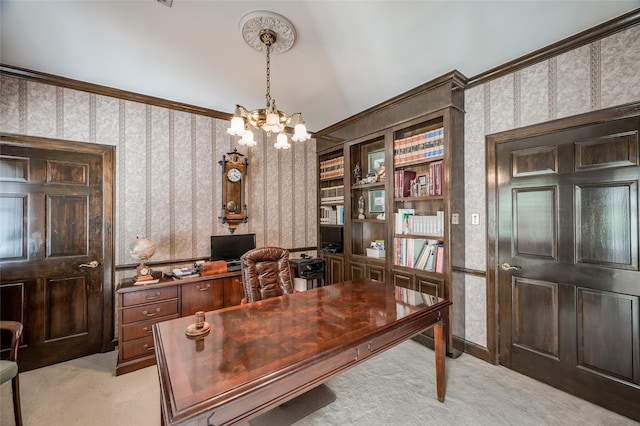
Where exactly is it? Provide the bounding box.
[0,76,318,285]
[463,25,640,348]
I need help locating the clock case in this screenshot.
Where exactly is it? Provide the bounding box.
[219,149,249,233]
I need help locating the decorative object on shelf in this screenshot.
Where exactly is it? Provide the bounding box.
[368,150,385,176]
[227,11,311,149]
[185,311,211,337]
[376,213,385,220]
[129,237,156,283]
[219,149,249,233]
[358,195,365,219]
[368,190,385,213]
[376,162,386,182]
[353,162,361,185]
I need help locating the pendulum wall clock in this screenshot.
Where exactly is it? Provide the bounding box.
[219,149,249,233]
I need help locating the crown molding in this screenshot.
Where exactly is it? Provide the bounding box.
[467,8,640,88]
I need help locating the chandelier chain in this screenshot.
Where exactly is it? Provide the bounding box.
[265,43,271,106]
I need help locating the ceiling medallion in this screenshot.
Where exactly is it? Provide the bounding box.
[227,11,310,150]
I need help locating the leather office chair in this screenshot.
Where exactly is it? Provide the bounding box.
[1,321,24,426]
[240,247,294,303]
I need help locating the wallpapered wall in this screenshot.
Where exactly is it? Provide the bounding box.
[0,77,318,285]
[462,24,640,348]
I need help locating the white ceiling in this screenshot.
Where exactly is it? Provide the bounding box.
[1,1,638,133]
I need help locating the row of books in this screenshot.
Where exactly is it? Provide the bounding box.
[394,238,444,272]
[427,160,444,196]
[319,156,344,180]
[394,160,443,198]
[320,205,344,225]
[320,185,345,204]
[395,209,444,236]
[394,128,444,166]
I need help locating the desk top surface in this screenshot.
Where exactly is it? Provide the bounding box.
[153,278,450,423]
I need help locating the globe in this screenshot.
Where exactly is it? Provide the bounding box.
[129,237,156,261]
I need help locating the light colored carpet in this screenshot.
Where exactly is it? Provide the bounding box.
[1,340,636,426]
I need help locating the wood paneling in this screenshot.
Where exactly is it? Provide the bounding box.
[577,288,639,383]
[576,183,635,268]
[512,277,559,358]
[45,276,88,340]
[0,195,26,259]
[513,188,557,259]
[575,131,638,170]
[47,195,88,257]
[512,146,557,177]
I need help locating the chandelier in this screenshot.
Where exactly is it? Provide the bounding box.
[227,11,311,149]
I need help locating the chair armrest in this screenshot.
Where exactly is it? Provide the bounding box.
[0,321,23,362]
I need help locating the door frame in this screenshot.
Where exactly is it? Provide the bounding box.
[0,132,116,352]
[485,101,640,365]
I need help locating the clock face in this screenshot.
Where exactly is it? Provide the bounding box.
[227,168,242,182]
[139,267,150,276]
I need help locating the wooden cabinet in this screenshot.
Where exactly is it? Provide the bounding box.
[181,280,223,316]
[349,260,385,283]
[116,271,241,375]
[323,253,344,284]
[315,71,466,356]
[223,276,245,307]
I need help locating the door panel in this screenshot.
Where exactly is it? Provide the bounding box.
[497,114,640,420]
[0,135,114,371]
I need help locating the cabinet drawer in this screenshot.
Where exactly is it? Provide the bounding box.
[121,314,179,342]
[121,300,178,324]
[122,335,156,360]
[122,286,178,307]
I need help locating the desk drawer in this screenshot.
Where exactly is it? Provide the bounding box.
[121,300,178,324]
[122,286,178,307]
[122,335,157,360]
[121,314,179,341]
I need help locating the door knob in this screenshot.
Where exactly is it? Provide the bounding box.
[79,261,99,268]
[500,262,521,271]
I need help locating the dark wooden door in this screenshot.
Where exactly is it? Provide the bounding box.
[496,113,640,420]
[0,135,114,371]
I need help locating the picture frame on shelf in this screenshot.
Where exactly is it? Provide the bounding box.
[368,150,385,175]
[418,174,428,197]
[368,190,385,213]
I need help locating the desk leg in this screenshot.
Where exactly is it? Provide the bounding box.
[434,318,445,402]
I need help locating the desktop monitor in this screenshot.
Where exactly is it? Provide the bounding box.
[210,233,256,262]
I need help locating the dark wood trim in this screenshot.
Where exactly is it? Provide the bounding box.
[468,8,640,87]
[314,70,467,138]
[485,101,640,366]
[463,340,493,364]
[0,64,234,121]
[0,132,116,354]
[452,266,486,278]
[115,247,318,270]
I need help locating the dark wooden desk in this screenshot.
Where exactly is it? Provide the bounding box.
[153,278,451,425]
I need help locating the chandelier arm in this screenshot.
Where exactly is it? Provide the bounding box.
[236,105,250,116]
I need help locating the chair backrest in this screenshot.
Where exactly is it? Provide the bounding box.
[240,247,293,303]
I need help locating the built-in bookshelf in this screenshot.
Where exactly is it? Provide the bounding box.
[393,120,447,277]
[315,71,466,356]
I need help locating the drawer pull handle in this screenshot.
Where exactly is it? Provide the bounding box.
[144,291,161,300]
[197,284,211,292]
[142,326,153,334]
[143,308,161,317]
[143,344,155,351]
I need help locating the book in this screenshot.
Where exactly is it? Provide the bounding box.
[435,244,445,273]
[395,208,415,234]
[395,170,416,197]
[134,278,160,285]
